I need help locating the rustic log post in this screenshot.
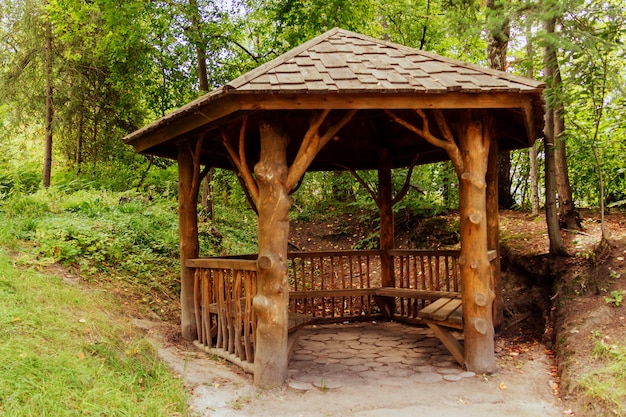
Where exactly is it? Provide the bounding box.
[178,144,200,340]
[376,148,396,318]
[253,116,291,388]
[486,138,503,330]
[459,111,497,373]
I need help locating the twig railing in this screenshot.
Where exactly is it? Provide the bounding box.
[186,257,257,370]
[186,249,462,367]
[287,250,381,319]
[389,249,461,321]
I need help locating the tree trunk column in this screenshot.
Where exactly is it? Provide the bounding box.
[377,148,396,318]
[253,118,291,388]
[178,144,200,341]
[486,139,503,330]
[459,112,497,373]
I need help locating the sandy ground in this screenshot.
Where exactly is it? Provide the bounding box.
[135,320,567,417]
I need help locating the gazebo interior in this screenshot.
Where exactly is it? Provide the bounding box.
[124,28,545,388]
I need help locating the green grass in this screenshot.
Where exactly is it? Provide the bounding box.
[578,334,626,415]
[0,249,189,416]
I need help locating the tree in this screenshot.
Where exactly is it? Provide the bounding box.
[543,14,568,256]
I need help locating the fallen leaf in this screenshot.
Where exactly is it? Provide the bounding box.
[499,382,507,390]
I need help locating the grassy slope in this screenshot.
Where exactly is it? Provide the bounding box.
[0,249,189,416]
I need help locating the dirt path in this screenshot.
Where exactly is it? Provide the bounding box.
[135,319,566,417]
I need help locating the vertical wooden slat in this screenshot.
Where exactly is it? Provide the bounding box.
[250,271,257,363]
[193,269,202,342]
[203,269,212,348]
[216,269,225,349]
[243,270,253,362]
[234,270,244,360]
[225,269,235,354]
[435,256,441,291]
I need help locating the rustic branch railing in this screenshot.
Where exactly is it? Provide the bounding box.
[389,249,461,322]
[186,249,462,369]
[287,250,381,319]
[186,257,257,371]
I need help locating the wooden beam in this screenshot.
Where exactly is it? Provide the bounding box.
[178,143,201,341]
[426,323,465,367]
[486,135,504,329]
[127,95,240,153]
[236,92,539,112]
[378,148,397,318]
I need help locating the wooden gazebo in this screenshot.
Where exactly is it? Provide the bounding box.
[124,28,545,388]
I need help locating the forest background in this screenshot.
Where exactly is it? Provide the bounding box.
[0,0,625,415]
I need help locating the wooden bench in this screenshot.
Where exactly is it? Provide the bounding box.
[418,296,464,367]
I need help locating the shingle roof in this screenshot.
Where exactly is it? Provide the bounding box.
[123,28,545,170]
[226,28,543,95]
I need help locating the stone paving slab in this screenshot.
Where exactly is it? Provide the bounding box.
[289,321,472,390]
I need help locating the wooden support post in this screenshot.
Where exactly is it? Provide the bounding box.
[377,148,396,318]
[253,117,291,388]
[178,144,200,341]
[459,111,497,374]
[487,139,504,330]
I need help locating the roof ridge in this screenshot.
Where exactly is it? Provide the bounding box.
[227,28,342,89]
[330,28,544,89]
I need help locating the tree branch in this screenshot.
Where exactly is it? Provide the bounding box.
[220,118,259,203]
[225,150,258,215]
[385,109,464,175]
[335,163,381,208]
[391,153,420,206]
[286,109,357,191]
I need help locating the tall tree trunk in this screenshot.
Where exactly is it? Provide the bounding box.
[76,109,84,173]
[526,26,540,216]
[554,85,578,229]
[187,0,214,216]
[253,117,291,389]
[43,5,53,188]
[529,143,540,216]
[486,0,514,209]
[543,16,568,256]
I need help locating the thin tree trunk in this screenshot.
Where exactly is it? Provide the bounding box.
[253,117,291,389]
[526,19,540,216]
[76,110,83,173]
[187,0,214,215]
[486,0,514,209]
[543,16,568,256]
[554,94,578,229]
[43,5,53,188]
[529,143,540,215]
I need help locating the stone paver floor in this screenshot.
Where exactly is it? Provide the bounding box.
[288,321,476,390]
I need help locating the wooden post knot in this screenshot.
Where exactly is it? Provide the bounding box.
[257,255,273,270]
[473,317,489,335]
[468,208,482,224]
[474,292,488,307]
[460,172,486,189]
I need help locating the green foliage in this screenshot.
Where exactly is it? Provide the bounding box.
[604,290,624,307]
[0,249,189,416]
[578,333,626,414]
